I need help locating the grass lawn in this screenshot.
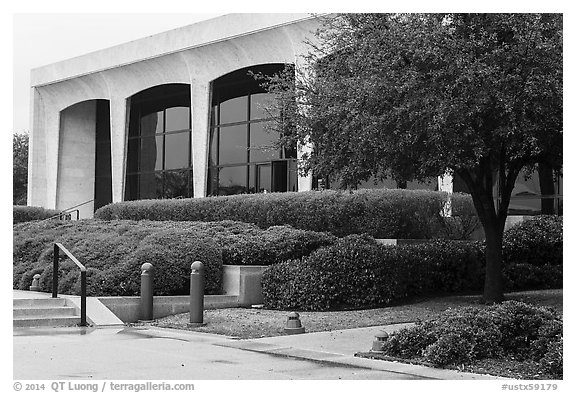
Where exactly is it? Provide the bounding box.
[137,289,562,340]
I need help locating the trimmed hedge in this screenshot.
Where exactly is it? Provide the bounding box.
[262,216,563,311]
[13,206,60,224]
[380,301,563,378]
[13,219,334,296]
[95,189,479,239]
[261,235,485,311]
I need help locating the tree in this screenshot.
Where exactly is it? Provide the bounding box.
[262,14,562,303]
[13,133,29,205]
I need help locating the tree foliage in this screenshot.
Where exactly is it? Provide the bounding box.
[261,13,562,302]
[13,133,29,205]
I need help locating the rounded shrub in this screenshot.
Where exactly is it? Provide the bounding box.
[129,229,223,295]
[503,215,563,267]
[380,301,562,369]
[540,339,563,379]
[262,236,486,311]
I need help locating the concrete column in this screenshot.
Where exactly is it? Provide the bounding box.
[190,80,210,198]
[438,172,454,217]
[28,88,48,207]
[109,97,128,203]
[44,108,61,209]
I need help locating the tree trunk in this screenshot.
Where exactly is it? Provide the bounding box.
[482,222,505,303]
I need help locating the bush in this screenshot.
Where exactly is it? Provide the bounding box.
[262,236,485,310]
[381,301,562,370]
[13,219,332,297]
[129,230,223,295]
[503,264,563,291]
[540,339,563,379]
[503,216,563,267]
[499,216,563,291]
[13,206,60,223]
[95,189,477,239]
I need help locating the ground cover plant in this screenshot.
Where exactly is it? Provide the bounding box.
[13,219,334,296]
[262,216,562,311]
[95,189,479,239]
[359,300,563,379]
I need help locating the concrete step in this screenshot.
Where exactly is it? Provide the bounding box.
[13,298,67,308]
[13,306,77,318]
[13,297,82,328]
[13,316,81,328]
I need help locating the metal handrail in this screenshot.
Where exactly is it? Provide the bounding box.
[53,243,87,327]
[43,200,94,222]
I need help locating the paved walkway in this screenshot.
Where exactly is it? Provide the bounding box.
[13,291,504,380]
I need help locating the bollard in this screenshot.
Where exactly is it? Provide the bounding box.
[140,263,154,321]
[189,261,205,326]
[29,274,41,291]
[371,331,389,352]
[284,312,305,334]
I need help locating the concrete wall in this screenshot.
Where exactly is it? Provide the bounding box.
[98,295,239,323]
[222,265,268,306]
[56,101,97,216]
[29,14,323,214]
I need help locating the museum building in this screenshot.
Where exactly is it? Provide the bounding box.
[28,13,562,218]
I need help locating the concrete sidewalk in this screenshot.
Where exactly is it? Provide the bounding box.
[13,324,503,380]
[13,290,504,380]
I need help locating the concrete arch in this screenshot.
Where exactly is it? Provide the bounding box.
[56,99,111,217]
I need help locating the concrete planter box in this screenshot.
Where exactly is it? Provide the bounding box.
[375,239,433,246]
[222,265,268,307]
[98,295,238,323]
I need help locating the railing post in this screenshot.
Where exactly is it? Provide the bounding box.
[189,261,205,325]
[140,263,154,321]
[52,244,59,298]
[80,270,87,326]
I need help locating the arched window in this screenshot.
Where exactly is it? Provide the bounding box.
[125,84,192,200]
[207,64,297,196]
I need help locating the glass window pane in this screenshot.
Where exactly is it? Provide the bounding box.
[219,125,248,165]
[126,138,139,174]
[139,172,162,200]
[207,167,219,196]
[140,111,163,136]
[288,159,298,192]
[406,178,438,191]
[164,132,190,170]
[124,174,138,201]
[139,136,163,172]
[218,166,248,195]
[220,96,247,125]
[165,106,190,132]
[508,198,542,216]
[512,170,540,198]
[257,164,272,193]
[250,93,277,120]
[163,170,190,199]
[249,164,256,193]
[210,105,218,127]
[208,128,218,167]
[249,122,280,162]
